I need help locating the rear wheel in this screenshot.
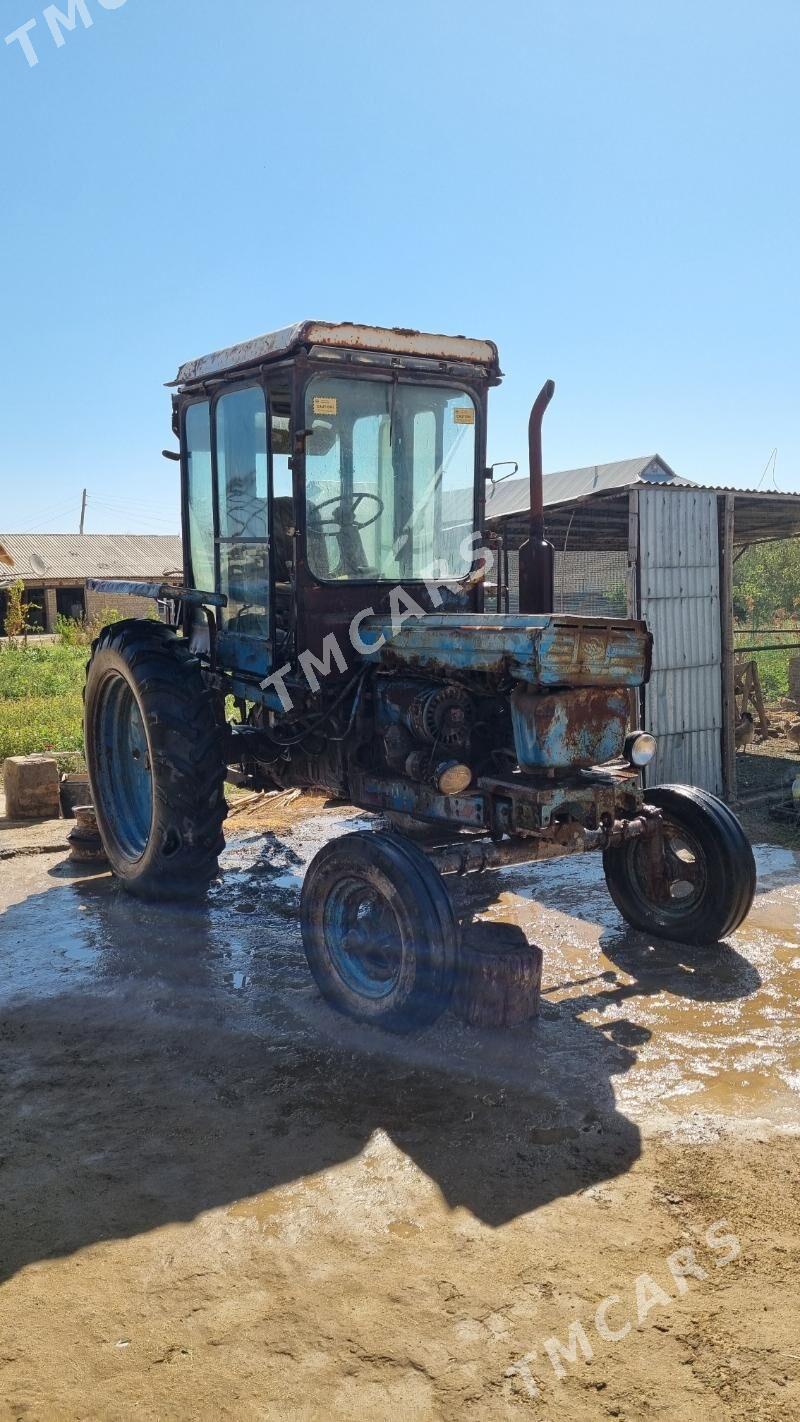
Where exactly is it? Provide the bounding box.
[84,619,227,900]
[300,830,458,1032]
[603,784,756,944]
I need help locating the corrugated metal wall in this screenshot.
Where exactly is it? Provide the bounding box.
[636,488,722,795]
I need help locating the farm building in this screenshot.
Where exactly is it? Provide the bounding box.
[485,458,800,801]
[0,534,182,632]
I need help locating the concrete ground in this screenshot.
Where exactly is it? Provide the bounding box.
[1,795,799,1420]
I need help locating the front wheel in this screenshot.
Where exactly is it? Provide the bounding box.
[603,785,756,944]
[300,831,458,1032]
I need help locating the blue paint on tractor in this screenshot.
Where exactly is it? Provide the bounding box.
[510,686,630,771]
[217,632,271,680]
[95,672,153,859]
[362,613,651,689]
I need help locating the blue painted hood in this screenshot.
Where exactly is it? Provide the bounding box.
[361,612,651,689]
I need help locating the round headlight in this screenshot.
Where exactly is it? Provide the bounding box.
[436,761,473,795]
[625,731,657,768]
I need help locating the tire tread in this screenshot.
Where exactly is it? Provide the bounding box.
[84,619,227,901]
[603,784,756,944]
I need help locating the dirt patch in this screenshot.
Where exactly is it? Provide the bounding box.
[225,788,360,834]
[0,999,797,1420]
[1,810,799,1419]
[734,698,800,794]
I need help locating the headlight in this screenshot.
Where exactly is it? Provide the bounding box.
[436,761,473,795]
[624,731,657,768]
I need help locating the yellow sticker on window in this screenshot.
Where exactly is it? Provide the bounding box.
[313,396,338,416]
[453,406,475,426]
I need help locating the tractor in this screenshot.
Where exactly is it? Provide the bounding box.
[84,321,756,1031]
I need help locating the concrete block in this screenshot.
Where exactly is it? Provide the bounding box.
[3,756,61,820]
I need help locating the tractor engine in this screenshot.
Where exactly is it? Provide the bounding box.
[373,676,483,796]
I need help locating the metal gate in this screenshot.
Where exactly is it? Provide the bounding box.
[634,487,722,795]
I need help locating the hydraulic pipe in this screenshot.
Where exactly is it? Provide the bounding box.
[518,379,556,614]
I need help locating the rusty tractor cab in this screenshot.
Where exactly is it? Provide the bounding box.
[84,321,756,1032]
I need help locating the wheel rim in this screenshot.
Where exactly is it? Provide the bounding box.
[625,819,708,924]
[323,875,404,999]
[94,671,154,860]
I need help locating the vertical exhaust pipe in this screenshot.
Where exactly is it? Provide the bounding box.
[518,379,556,614]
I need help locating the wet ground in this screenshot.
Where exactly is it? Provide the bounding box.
[1,798,799,1419]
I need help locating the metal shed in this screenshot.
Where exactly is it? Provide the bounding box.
[485,460,800,801]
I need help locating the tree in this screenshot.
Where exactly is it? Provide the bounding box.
[2,579,40,641]
[732,539,800,626]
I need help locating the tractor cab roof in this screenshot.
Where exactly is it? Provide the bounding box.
[171,320,502,389]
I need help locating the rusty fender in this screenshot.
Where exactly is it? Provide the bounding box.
[428,810,662,877]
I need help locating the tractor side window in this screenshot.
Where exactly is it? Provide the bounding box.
[271,415,293,499]
[216,387,268,540]
[185,401,214,593]
[215,387,269,638]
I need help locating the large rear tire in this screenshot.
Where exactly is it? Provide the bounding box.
[301,830,458,1032]
[84,619,227,901]
[603,784,756,944]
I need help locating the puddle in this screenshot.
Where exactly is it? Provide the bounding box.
[1,819,799,1134]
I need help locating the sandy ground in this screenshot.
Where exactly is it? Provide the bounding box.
[1,794,799,1420]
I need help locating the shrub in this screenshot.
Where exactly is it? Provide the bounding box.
[2,579,41,640]
[56,606,123,647]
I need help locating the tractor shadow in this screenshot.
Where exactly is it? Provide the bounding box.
[0,849,759,1284]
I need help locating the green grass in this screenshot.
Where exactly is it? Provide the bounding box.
[733,630,797,701]
[0,643,86,761]
[0,639,243,770]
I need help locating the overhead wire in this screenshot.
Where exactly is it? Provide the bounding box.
[757,448,778,490]
[8,491,178,537]
[86,494,180,533]
[88,492,178,521]
[10,501,82,534]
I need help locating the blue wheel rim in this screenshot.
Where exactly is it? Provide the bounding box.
[323,875,403,999]
[95,672,153,860]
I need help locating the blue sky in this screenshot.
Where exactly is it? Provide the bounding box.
[1,0,798,534]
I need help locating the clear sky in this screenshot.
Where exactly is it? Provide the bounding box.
[1,0,798,534]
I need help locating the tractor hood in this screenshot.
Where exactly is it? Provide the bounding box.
[361,613,651,689]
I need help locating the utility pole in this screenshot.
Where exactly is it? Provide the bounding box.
[79,489,87,535]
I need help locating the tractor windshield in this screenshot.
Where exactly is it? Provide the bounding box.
[304,376,477,583]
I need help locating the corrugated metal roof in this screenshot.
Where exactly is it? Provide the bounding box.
[0,534,182,584]
[484,454,694,521]
[486,465,800,547]
[686,483,800,499]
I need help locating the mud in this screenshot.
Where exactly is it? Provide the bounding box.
[1,800,799,1419]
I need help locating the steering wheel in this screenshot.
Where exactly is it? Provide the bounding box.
[312,490,385,531]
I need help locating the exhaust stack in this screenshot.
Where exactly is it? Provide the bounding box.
[518,379,556,614]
